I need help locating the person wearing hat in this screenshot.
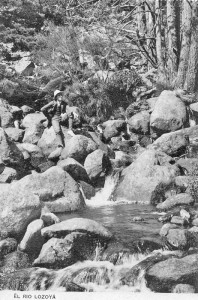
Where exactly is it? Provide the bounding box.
[40,89,74,158]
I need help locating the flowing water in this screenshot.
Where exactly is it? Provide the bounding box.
[52,174,168,292]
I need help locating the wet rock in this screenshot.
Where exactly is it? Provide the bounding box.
[0,238,17,259]
[79,180,96,200]
[145,253,198,292]
[149,129,189,156]
[0,98,14,128]
[150,90,187,136]
[132,216,144,222]
[170,216,186,226]
[5,127,24,142]
[165,229,190,250]
[84,149,111,184]
[0,267,85,291]
[33,232,102,269]
[158,213,173,223]
[127,111,150,135]
[19,219,45,257]
[0,250,31,274]
[57,157,90,183]
[0,166,18,183]
[172,283,195,293]
[114,149,179,204]
[0,128,24,171]
[61,135,98,164]
[176,158,198,175]
[160,223,179,236]
[156,193,194,211]
[41,218,113,242]
[102,120,127,141]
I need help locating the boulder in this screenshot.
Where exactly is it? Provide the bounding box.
[61,135,98,163]
[19,219,45,256]
[0,128,24,172]
[172,284,195,293]
[175,176,189,193]
[41,211,60,226]
[38,126,72,156]
[84,149,111,183]
[176,158,198,175]
[146,97,158,112]
[5,127,24,142]
[0,159,5,174]
[156,193,194,211]
[57,157,90,183]
[33,231,102,269]
[114,149,179,204]
[102,120,127,141]
[192,218,198,226]
[0,238,17,259]
[0,166,85,239]
[0,167,18,183]
[21,105,35,115]
[21,113,46,144]
[149,129,189,156]
[41,218,113,241]
[190,102,198,124]
[0,98,14,128]
[145,253,198,292]
[150,90,187,136]
[17,143,45,169]
[79,181,96,200]
[170,216,186,226]
[165,229,190,250]
[0,250,31,274]
[160,223,179,237]
[127,111,150,135]
[14,58,35,76]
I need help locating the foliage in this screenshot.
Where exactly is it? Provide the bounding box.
[188,165,198,202]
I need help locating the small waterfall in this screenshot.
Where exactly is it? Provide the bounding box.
[86,173,129,207]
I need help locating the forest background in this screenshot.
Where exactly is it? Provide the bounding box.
[0,0,198,121]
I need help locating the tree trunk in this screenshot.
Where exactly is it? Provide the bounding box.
[175,0,192,89]
[155,0,164,76]
[184,2,198,92]
[167,0,180,77]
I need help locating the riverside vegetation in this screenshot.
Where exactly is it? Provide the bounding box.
[1,0,198,294]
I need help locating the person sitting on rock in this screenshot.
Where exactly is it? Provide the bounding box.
[40,90,75,159]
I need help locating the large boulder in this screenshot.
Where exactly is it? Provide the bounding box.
[150,90,187,136]
[0,128,24,172]
[114,149,180,204]
[145,253,198,292]
[156,193,194,211]
[0,98,14,128]
[33,231,102,269]
[176,158,198,175]
[84,149,111,183]
[127,111,150,135]
[5,127,24,142]
[21,113,46,144]
[164,229,190,251]
[37,126,72,156]
[0,166,85,239]
[79,181,96,200]
[149,129,189,156]
[61,135,98,163]
[0,250,31,274]
[57,157,90,183]
[19,219,45,257]
[41,218,113,241]
[102,120,127,141]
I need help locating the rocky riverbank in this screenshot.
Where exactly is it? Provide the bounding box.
[1,89,198,292]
